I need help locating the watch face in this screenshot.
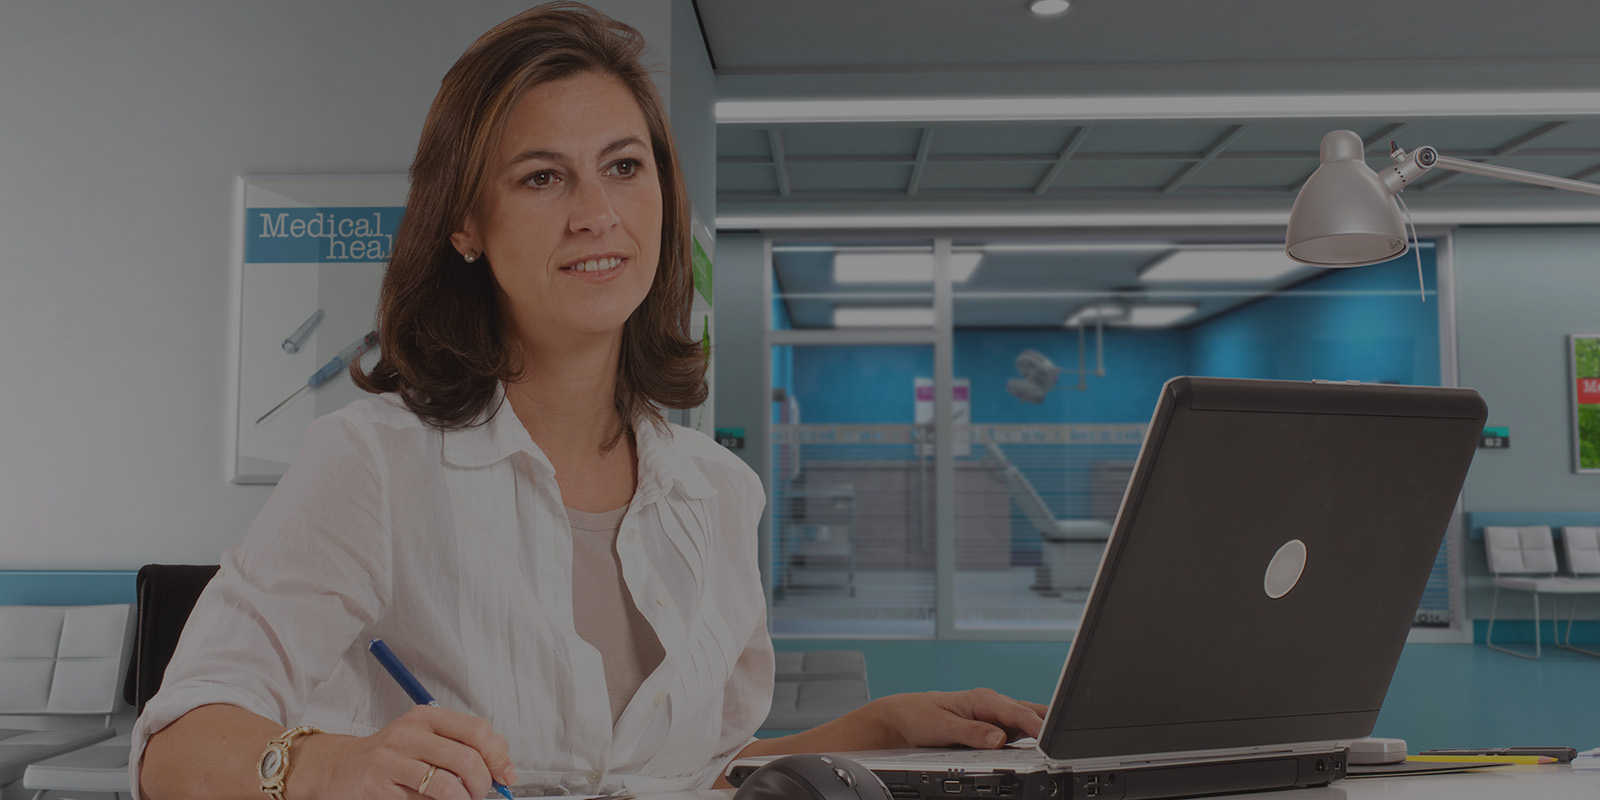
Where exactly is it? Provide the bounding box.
[261,748,283,780]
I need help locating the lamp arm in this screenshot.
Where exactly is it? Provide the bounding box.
[1423,152,1600,198]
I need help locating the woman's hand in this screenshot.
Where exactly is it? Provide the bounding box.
[296,706,518,800]
[862,688,1048,750]
[729,686,1048,779]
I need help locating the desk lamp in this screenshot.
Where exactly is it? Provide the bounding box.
[1286,129,1600,267]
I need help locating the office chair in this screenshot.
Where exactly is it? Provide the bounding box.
[20,565,217,800]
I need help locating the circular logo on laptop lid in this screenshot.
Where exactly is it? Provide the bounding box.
[1264,539,1308,599]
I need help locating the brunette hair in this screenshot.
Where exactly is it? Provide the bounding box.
[354,1,707,441]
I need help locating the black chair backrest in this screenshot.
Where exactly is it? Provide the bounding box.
[122,564,220,715]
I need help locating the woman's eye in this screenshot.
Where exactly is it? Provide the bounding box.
[525,170,558,188]
[613,159,640,178]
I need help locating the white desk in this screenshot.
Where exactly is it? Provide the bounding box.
[612,766,1600,800]
[1252,764,1599,799]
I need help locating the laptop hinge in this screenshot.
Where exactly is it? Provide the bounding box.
[1044,740,1350,773]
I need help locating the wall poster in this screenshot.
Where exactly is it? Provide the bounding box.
[229,175,406,483]
[1573,334,1600,473]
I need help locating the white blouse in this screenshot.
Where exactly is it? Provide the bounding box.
[130,391,774,797]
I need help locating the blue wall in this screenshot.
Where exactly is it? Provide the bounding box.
[788,249,1440,427]
[1187,247,1439,385]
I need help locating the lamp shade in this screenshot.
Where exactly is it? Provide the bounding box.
[1285,130,1409,267]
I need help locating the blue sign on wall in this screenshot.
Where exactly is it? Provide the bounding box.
[245,206,404,264]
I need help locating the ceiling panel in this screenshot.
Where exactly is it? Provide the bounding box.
[1524,119,1600,150]
[1047,159,1195,190]
[929,122,1080,157]
[1184,159,1314,189]
[776,124,923,158]
[717,162,780,194]
[918,161,1050,192]
[1382,118,1570,153]
[717,127,772,159]
[1225,120,1397,154]
[786,162,914,192]
[1074,122,1238,155]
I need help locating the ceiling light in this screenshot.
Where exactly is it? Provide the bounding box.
[1141,248,1310,283]
[984,242,1172,254]
[1029,0,1070,15]
[1064,304,1127,327]
[1123,304,1200,328]
[715,91,1600,125]
[833,251,983,283]
[833,306,935,327]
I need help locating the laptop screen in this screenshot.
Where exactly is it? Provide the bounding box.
[1041,377,1485,761]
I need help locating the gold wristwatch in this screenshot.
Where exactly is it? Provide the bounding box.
[259,725,323,800]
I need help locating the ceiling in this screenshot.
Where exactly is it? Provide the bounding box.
[692,0,1600,328]
[696,0,1600,221]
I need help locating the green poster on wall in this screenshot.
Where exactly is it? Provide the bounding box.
[1573,335,1600,472]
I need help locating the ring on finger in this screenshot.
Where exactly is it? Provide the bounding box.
[418,764,439,795]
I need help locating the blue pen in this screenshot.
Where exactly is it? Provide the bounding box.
[368,638,517,800]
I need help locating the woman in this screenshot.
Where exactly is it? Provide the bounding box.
[134,5,1044,800]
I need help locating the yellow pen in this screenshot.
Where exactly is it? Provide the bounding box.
[1409,755,1557,765]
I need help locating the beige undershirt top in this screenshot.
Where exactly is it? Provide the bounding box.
[568,505,667,726]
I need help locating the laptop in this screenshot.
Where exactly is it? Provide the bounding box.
[730,377,1487,800]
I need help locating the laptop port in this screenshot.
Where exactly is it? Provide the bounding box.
[944,781,963,794]
[998,785,1014,797]
[1315,759,1326,774]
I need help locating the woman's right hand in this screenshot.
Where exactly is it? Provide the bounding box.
[297,706,518,800]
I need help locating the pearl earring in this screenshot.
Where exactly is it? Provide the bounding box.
[463,251,477,263]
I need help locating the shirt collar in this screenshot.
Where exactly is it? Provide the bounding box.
[440,385,718,501]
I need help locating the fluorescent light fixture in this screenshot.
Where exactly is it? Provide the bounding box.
[1064,304,1127,327]
[1124,304,1200,327]
[1141,248,1309,283]
[833,306,935,327]
[1030,0,1070,15]
[716,91,1600,125]
[984,242,1172,254]
[720,207,1600,230]
[833,251,983,283]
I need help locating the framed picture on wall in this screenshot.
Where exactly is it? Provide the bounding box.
[228,175,407,484]
[1572,334,1600,474]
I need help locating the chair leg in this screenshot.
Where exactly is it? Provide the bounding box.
[1485,585,1539,659]
[1555,595,1600,659]
[30,790,45,800]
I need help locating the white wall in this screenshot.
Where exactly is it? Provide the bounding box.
[0,0,708,568]
[1456,226,1600,511]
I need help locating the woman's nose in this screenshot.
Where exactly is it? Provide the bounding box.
[568,180,620,234]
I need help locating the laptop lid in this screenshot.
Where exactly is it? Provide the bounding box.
[1039,377,1486,763]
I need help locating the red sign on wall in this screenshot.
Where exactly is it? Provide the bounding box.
[1579,377,1600,406]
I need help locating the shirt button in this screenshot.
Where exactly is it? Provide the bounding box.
[627,529,637,541]
[588,772,601,784]
[654,692,666,706]
[656,597,668,606]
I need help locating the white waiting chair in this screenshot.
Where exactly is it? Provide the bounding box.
[0,604,132,799]
[1554,527,1600,658]
[1483,526,1600,659]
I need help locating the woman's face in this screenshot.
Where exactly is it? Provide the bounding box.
[456,71,663,351]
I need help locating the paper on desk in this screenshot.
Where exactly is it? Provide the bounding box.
[1572,748,1600,770]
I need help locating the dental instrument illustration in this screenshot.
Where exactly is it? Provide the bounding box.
[255,330,378,425]
[281,308,324,354]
